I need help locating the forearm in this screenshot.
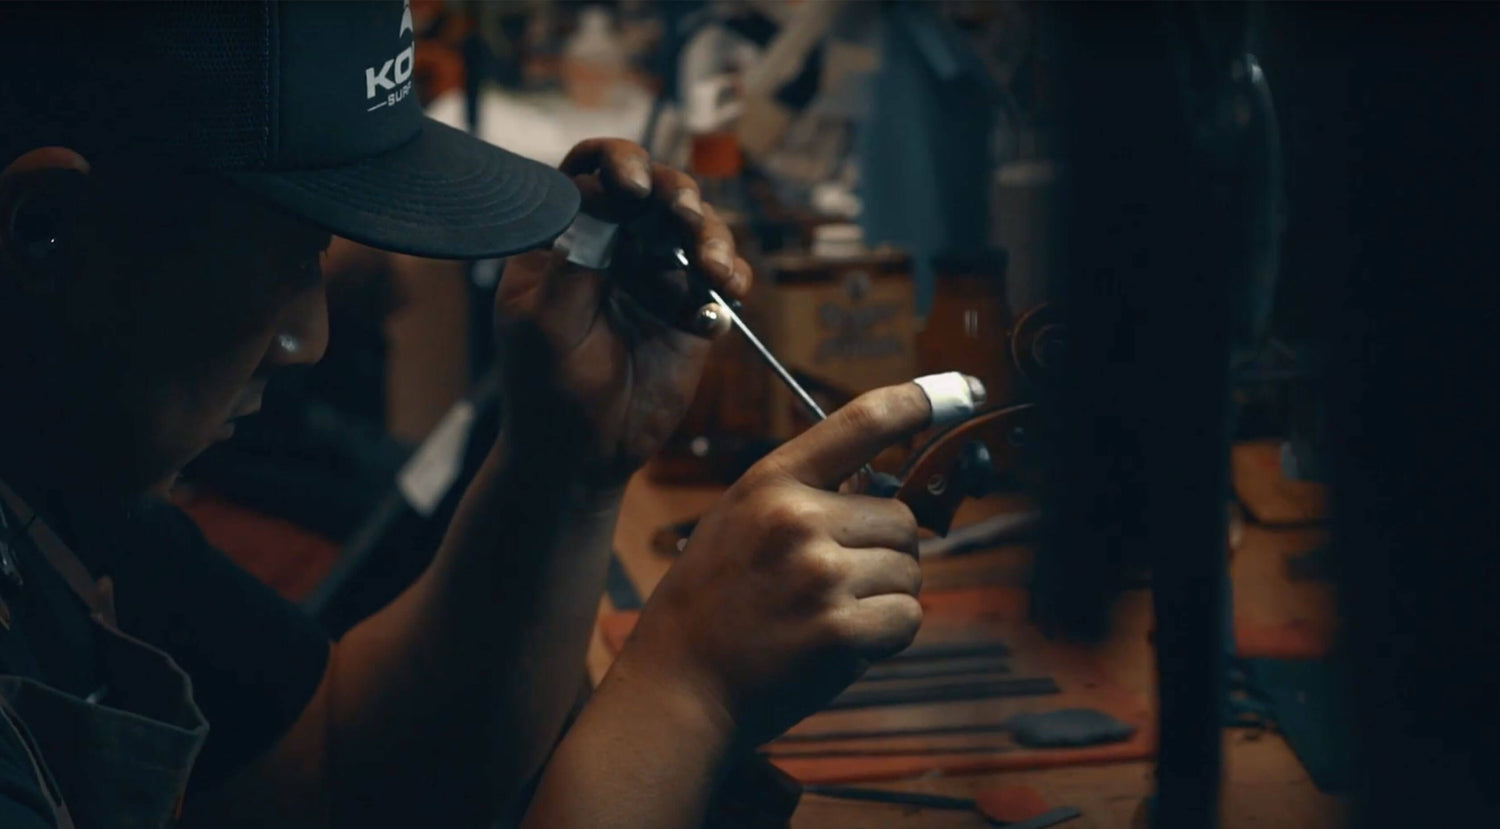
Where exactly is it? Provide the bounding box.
[521,654,736,829]
[327,424,624,824]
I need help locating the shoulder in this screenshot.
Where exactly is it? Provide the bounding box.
[84,497,333,793]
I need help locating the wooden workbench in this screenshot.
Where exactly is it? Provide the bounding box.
[192,427,1343,826]
[592,451,1346,828]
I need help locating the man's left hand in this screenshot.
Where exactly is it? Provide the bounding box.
[494,139,751,487]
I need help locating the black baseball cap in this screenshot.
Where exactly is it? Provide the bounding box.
[0,1,579,260]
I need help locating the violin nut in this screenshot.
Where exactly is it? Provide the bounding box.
[866,472,903,498]
[957,440,996,497]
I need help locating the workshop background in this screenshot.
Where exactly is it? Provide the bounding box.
[168,2,1500,827]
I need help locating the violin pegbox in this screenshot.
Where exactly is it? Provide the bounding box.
[890,403,1041,536]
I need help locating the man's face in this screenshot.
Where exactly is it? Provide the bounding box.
[54,171,332,495]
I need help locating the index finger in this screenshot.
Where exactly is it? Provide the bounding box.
[756,381,941,489]
[559,138,653,207]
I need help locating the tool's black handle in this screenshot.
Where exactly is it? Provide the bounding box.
[610,213,717,336]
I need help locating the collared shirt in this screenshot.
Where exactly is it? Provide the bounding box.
[0,493,330,827]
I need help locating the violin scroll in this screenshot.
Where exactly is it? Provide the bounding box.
[891,403,1041,535]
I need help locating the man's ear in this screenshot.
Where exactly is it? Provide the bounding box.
[0,147,92,294]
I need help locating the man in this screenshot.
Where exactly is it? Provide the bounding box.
[0,3,946,827]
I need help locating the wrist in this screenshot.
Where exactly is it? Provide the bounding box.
[606,643,739,756]
[499,398,642,493]
[494,423,629,509]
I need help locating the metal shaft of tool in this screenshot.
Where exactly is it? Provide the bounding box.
[705,287,829,421]
[675,249,878,482]
[703,283,879,484]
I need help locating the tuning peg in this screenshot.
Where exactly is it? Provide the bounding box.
[957,440,996,497]
[867,471,903,498]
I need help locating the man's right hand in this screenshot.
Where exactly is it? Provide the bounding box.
[613,380,946,747]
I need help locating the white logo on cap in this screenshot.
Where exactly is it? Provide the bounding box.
[366,0,415,111]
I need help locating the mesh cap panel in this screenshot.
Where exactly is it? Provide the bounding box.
[0,2,274,169]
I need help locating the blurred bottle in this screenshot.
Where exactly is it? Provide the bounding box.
[684,75,748,221]
[810,223,866,259]
[561,6,625,108]
[917,249,1015,407]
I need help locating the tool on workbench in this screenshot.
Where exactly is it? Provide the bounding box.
[855,655,1014,682]
[774,706,1137,748]
[826,675,1059,710]
[802,783,1080,828]
[771,745,1021,759]
[890,641,1012,661]
[777,722,1019,744]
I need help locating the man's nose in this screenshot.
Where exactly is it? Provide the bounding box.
[268,284,330,367]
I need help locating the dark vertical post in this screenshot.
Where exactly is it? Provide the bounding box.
[1042,4,1252,825]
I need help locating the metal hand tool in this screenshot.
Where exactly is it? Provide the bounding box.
[676,249,830,420]
[673,248,887,487]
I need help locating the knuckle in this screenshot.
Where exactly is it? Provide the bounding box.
[813,602,863,650]
[732,483,821,548]
[702,235,732,256]
[884,499,920,547]
[742,455,792,488]
[734,257,755,289]
[762,497,822,544]
[894,554,923,595]
[888,597,924,642]
[886,497,918,529]
[902,597,925,632]
[905,526,921,558]
[794,546,847,592]
[705,211,732,236]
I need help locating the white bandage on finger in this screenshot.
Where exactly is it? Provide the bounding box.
[914,372,988,427]
[553,212,619,270]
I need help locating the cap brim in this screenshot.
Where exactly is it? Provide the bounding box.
[226,119,580,260]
